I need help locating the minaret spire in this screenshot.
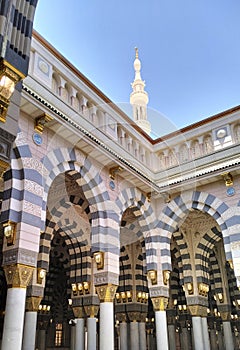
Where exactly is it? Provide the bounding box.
[135,47,139,59]
[130,48,151,135]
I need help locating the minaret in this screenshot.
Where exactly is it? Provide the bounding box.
[130,48,151,135]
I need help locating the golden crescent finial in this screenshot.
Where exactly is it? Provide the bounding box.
[135,47,139,59]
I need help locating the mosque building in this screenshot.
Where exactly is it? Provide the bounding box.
[0,1,240,350]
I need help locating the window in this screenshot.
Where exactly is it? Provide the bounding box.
[55,323,63,347]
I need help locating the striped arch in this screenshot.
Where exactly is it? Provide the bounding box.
[135,240,148,293]
[157,190,237,272]
[38,195,91,277]
[209,251,223,295]
[115,188,156,232]
[115,187,157,272]
[43,232,71,322]
[43,231,70,303]
[57,224,92,283]
[172,229,192,283]
[41,147,119,254]
[169,267,182,302]
[195,226,222,284]
[117,241,147,294]
[118,246,132,292]
[1,138,43,234]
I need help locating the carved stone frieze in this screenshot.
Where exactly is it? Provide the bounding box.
[25,296,42,312]
[95,284,118,302]
[151,297,169,311]
[24,179,43,197]
[81,295,99,306]
[3,248,37,267]
[26,285,45,298]
[4,263,34,288]
[186,295,208,307]
[94,271,119,286]
[149,286,169,298]
[0,128,15,142]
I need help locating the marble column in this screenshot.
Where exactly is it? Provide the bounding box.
[180,327,189,349]
[222,321,234,350]
[192,317,204,350]
[84,304,99,350]
[87,317,97,350]
[217,330,224,350]
[130,321,139,350]
[22,296,42,350]
[188,304,210,350]
[72,306,86,350]
[96,284,118,350]
[139,321,147,350]
[2,264,34,350]
[209,329,218,350]
[75,318,85,350]
[38,329,47,350]
[151,297,169,350]
[168,324,176,350]
[22,311,37,350]
[201,317,210,350]
[119,321,128,350]
[70,324,76,350]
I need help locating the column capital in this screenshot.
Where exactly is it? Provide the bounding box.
[38,320,49,331]
[218,304,232,321]
[151,296,169,311]
[140,312,147,322]
[128,311,141,322]
[95,284,118,302]
[84,305,99,318]
[25,296,42,312]
[72,306,86,319]
[220,311,231,321]
[4,263,34,288]
[188,304,208,317]
[116,312,127,323]
[0,159,9,177]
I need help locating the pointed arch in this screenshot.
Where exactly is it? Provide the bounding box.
[41,147,119,256]
[115,187,157,272]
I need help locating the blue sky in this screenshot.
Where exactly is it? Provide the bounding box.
[34,0,240,137]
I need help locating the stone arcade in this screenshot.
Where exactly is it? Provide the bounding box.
[0,2,240,350]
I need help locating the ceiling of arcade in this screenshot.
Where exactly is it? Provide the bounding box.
[177,209,221,248]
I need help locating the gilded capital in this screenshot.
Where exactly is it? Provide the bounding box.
[25,296,42,312]
[95,284,118,302]
[151,297,169,311]
[0,159,9,177]
[4,264,34,288]
[188,305,208,317]
[84,305,99,318]
[116,312,127,323]
[72,306,85,319]
[221,311,231,321]
[128,311,141,322]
